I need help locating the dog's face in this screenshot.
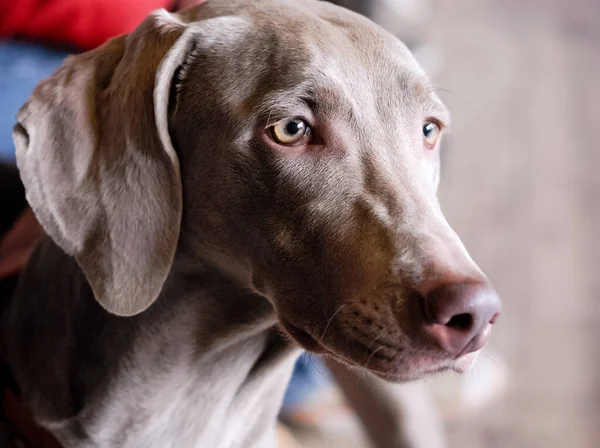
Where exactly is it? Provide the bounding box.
[14,0,500,382]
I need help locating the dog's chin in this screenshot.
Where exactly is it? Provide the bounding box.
[365,350,483,383]
[450,350,482,373]
[281,321,484,382]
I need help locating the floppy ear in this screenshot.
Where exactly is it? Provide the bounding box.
[12,10,199,316]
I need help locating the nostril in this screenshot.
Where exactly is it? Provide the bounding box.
[446,313,473,331]
[420,281,501,355]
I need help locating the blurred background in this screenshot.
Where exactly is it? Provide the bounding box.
[433,0,599,446]
[1,0,599,447]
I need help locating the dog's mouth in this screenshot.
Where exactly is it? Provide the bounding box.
[282,322,329,355]
[282,320,487,381]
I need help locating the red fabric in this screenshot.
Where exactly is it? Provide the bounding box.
[4,390,62,448]
[0,0,174,50]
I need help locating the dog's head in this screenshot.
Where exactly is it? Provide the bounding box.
[13,0,500,381]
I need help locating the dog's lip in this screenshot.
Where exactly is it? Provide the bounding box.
[451,350,482,374]
[281,322,486,377]
[454,324,492,359]
[281,322,328,354]
[364,344,484,380]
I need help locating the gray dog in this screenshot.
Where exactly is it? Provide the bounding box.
[3,0,501,447]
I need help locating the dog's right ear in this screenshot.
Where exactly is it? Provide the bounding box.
[12,10,226,316]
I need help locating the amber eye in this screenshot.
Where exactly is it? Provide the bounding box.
[423,120,442,148]
[269,117,311,146]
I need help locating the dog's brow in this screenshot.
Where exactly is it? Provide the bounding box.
[425,98,450,126]
[259,91,318,126]
[403,77,450,126]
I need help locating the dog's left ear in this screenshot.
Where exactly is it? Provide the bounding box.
[13,10,205,316]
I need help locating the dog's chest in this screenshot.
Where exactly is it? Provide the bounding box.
[57,324,298,448]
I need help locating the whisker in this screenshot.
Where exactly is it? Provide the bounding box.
[266,106,275,127]
[483,352,500,369]
[312,357,335,381]
[431,85,457,97]
[364,346,384,370]
[306,352,330,382]
[318,304,347,345]
[367,327,389,352]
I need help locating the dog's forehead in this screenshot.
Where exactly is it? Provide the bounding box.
[253,0,426,82]
[181,0,429,90]
[176,0,446,129]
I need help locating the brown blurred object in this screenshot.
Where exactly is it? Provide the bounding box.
[0,164,26,236]
[278,422,304,448]
[0,208,42,280]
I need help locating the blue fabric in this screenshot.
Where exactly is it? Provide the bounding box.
[282,353,331,408]
[0,41,69,162]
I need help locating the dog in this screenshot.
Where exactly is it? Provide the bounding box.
[3,0,501,446]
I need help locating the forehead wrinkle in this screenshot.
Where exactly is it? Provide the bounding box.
[303,18,385,121]
[257,91,314,124]
[300,58,377,141]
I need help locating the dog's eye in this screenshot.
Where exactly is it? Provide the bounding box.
[269,118,311,146]
[423,120,442,148]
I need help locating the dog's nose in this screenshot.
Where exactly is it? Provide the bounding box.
[421,282,501,356]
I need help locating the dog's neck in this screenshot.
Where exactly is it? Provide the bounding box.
[112,258,301,447]
[9,239,300,448]
[164,252,279,341]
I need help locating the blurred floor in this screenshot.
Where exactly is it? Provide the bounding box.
[433,0,600,447]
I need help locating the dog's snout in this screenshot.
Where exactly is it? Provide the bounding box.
[421,282,501,356]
